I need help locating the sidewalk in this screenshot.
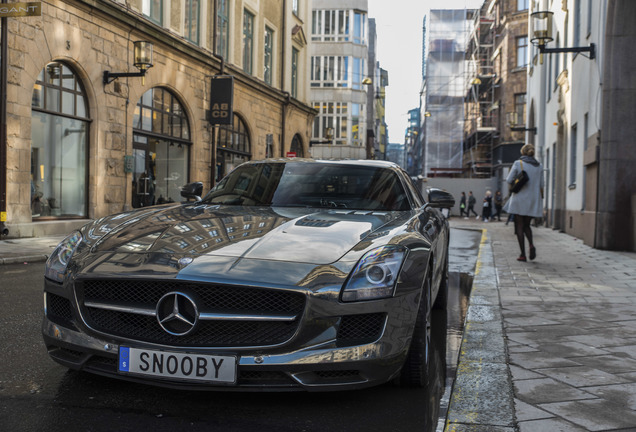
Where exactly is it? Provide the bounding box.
[2,221,636,431]
[446,217,636,432]
[0,235,65,264]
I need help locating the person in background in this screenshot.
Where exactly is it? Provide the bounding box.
[482,191,492,222]
[503,144,545,262]
[492,190,503,221]
[467,191,479,218]
[459,192,467,218]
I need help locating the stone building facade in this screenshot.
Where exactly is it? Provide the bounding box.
[1,0,315,238]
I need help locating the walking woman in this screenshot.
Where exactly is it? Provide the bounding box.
[503,144,544,262]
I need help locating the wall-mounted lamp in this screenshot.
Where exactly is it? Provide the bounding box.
[531,11,595,59]
[424,112,432,117]
[506,112,537,134]
[362,77,373,85]
[103,41,154,85]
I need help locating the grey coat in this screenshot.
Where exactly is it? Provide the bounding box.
[503,157,544,218]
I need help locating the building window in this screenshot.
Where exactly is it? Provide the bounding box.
[243,10,254,74]
[312,102,365,146]
[185,0,200,44]
[132,88,191,208]
[514,93,526,126]
[291,47,299,98]
[583,113,589,150]
[554,35,560,84]
[573,0,581,48]
[142,0,162,24]
[587,0,592,36]
[311,55,349,88]
[31,62,89,219]
[517,0,529,11]
[216,0,229,59]
[570,124,577,187]
[353,11,365,44]
[352,57,365,89]
[312,9,351,42]
[516,36,528,68]
[217,114,251,181]
[264,26,274,85]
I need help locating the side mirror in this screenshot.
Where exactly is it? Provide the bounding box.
[425,188,455,209]
[181,182,203,202]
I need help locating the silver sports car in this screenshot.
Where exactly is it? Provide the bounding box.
[42,159,454,391]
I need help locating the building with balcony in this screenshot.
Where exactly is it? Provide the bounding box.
[309,0,370,159]
[0,0,315,238]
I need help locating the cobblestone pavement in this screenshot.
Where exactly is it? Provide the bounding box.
[447,217,636,432]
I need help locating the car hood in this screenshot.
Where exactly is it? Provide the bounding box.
[81,204,406,265]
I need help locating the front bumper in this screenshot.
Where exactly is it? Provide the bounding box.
[43,316,411,391]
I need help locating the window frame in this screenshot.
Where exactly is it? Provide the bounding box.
[291,47,299,98]
[184,0,200,44]
[264,26,274,86]
[31,62,90,219]
[142,0,162,25]
[516,36,528,69]
[243,9,255,75]
[216,0,230,59]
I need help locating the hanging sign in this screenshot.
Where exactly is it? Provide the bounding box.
[208,75,234,125]
[0,2,41,17]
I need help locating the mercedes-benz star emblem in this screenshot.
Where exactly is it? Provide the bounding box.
[156,292,199,336]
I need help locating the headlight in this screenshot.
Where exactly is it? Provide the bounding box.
[341,245,407,302]
[45,231,83,282]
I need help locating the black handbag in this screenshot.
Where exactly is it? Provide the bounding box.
[510,160,529,193]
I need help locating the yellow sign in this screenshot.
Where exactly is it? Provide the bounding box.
[0,2,41,18]
[0,212,6,222]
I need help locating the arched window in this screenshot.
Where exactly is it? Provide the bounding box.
[132,87,191,208]
[216,114,251,181]
[290,134,304,157]
[31,62,89,219]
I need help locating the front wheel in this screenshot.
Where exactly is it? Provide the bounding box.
[400,276,431,388]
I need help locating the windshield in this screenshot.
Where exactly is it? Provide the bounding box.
[202,162,411,211]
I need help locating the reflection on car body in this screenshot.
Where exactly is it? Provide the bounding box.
[42,159,454,391]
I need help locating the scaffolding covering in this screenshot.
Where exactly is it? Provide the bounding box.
[424,9,474,177]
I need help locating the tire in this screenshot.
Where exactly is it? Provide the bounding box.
[400,276,432,388]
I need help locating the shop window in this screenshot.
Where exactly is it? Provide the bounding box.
[132,88,191,208]
[216,114,251,181]
[31,62,89,219]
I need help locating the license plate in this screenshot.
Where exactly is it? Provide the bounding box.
[118,347,236,383]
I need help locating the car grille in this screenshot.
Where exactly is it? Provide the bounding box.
[75,279,305,347]
[337,313,386,343]
[46,293,77,330]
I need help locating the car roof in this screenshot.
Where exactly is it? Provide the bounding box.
[243,158,403,170]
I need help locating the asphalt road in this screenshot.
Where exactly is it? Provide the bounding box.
[0,227,481,432]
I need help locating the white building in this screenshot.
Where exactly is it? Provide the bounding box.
[526,0,606,246]
[526,0,636,251]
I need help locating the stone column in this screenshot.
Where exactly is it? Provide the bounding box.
[597,0,636,251]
